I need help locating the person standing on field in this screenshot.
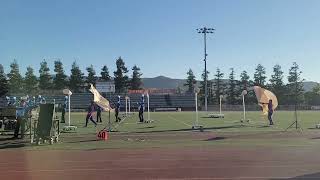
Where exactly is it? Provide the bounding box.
[138,95,145,123]
[115,96,121,122]
[84,101,97,127]
[268,99,274,125]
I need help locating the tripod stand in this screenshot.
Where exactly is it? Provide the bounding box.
[285,103,302,132]
[285,82,302,132]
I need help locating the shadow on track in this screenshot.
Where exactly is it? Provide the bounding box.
[271,172,320,179]
[132,125,244,134]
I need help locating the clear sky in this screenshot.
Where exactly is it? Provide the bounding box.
[1,0,320,82]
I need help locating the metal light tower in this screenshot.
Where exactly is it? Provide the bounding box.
[197,27,215,111]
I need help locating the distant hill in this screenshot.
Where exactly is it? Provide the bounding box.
[142,76,186,89]
[142,76,225,90]
[142,76,319,92]
[303,81,319,92]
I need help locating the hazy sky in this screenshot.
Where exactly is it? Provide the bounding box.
[1,0,320,82]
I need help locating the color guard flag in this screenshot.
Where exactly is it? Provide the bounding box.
[253,86,278,115]
[89,84,113,112]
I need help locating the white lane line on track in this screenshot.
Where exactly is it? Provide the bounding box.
[0,164,319,173]
[0,160,316,167]
[167,115,192,127]
[156,177,302,180]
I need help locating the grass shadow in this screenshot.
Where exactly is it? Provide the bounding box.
[132,125,244,134]
[0,144,25,149]
[0,137,16,142]
[201,116,222,119]
[271,172,320,179]
[257,125,271,128]
[66,139,98,144]
[0,138,27,149]
[137,126,156,129]
[205,137,226,141]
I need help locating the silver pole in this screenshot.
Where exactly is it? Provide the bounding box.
[220,96,222,115]
[68,95,71,126]
[242,95,246,121]
[147,93,150,121]
[204,31,208,112]
[195,92,198,126]
[125,97,128,116]
[128,98,131,114]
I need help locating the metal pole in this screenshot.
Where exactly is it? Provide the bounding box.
[147,93,150,121]
[68,95,71,126]
[219,96,222,115]
[125,97,128,116]
[295,81,298,129]
[195,92,198,126]
[129,98,131,114]
[204,31,208,112]
[242,95,246,121]
[108,110,111,132]
[197,27,214,112]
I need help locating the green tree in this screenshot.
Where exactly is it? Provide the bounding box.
[113,57,129,93]
[312,84,320,94]
[86,65,97,88]
[0,64,9,96]
[24,66,38,95]
[7,60,23,94]
[69,61,84,93]
[213,68,224,104]
[239,70,255,105]
[199,70,210,105]
[53,60,67,89]
[254,64,267,87]
[130,65,143,90]
[39,60,52,90]
[184,68,197,93]
[239,71,250,90]
[304,84,320,105]
[101,65,111,81]
[226,68,237,104]
[269,64,285,104]
[287,62,304,104]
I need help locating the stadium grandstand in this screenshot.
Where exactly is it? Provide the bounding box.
[0,93,196,111]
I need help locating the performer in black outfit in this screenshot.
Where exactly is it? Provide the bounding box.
[96,105,102,123]
[115,96,121,122]
[84,101,97,127]
[61,96,67,123]
[14,99,27,139]
[138,95,145,123]
[268,99,274,125]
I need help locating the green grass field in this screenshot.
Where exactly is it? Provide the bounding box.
[2,110,320,150]
[67,110,320,133]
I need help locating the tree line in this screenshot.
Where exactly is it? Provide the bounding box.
[0,57,143,96]
[184,62,320,106]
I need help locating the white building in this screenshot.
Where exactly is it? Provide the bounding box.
[96,80,115,93]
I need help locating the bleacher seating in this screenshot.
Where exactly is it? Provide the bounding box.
[1,93,196,111]
[0,96,7,107]
[46,93,194,111]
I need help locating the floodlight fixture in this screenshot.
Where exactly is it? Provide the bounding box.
[196,26,215,111]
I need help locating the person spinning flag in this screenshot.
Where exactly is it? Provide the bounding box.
[253,86,278,126]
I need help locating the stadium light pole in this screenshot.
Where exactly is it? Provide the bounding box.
[197,27,215,111]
